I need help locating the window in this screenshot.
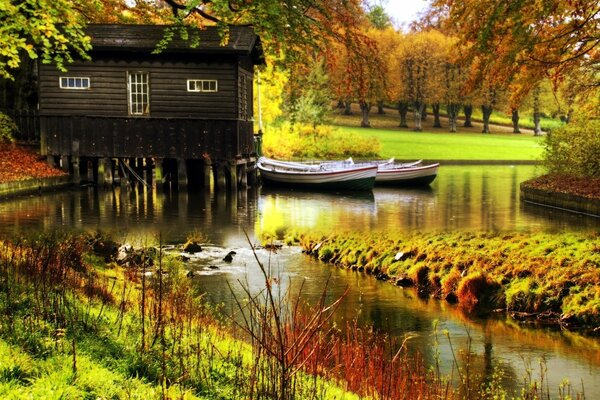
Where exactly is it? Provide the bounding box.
[128,72,149,115]
[187,79,218,92]
[59,77,90,90]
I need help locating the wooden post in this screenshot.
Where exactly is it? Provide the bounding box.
[91,158,99,184]
[72,156,81,184]
[203,160,212,189]
[238,163,248,188]
[98,157,113,187]
[213,162,227,191]
[177,158,188,189]
[153,158,163,187]
[47,155,56,168]
[60,155,70,172]
[247,161,258,187]
[227,162,237,191]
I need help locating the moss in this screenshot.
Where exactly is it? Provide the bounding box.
[295,230,600,328]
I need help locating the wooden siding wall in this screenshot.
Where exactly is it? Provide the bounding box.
[39,54,237,119]
[42,116,255,160]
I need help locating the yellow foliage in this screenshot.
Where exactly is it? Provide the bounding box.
[262,122,380,159]
[254,60,288,131]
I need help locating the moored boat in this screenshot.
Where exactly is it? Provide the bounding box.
[335,157,439,186]
[375,160,439,186]
[257,157,377,191]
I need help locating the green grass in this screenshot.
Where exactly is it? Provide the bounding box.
[337,126,544,160]
[469,108,565,132]
[288,230,600,329]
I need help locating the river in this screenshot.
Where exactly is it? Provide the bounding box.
[1,165,599,398]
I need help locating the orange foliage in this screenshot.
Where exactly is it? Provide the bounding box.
[0,144,66,183]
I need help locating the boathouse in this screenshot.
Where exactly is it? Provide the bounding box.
[38,24,264,188]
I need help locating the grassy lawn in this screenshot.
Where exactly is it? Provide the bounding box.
[338,126,544,160]
[330,107,545,161]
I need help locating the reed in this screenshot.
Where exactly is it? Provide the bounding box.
[0,232,589,399]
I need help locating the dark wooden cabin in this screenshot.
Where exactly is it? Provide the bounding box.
[38,24,264,188]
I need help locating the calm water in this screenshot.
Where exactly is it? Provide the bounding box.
[1,165,599,397]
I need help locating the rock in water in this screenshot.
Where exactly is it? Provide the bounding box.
[223,251,237,263]
[183,241,203,254]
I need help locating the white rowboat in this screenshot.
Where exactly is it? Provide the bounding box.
[257,157,377,191]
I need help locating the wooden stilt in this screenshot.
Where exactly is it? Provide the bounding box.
[60,155,70,172]
[98,157,113,186]
[227,162,237,191]
[238,163,248,188]
[247,161,258,187]
[153,158,163,187]
[214,162,227,190]
[177,158,188,189]
[72,156,81,183]
[203,160,212,189]
[91,158,99,184]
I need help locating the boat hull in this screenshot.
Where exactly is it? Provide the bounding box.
[258,164,377,191]
[375,164,439,186]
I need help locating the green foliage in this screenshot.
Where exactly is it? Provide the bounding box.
[263,121,380,159]
[543,119,600,177]
[0,113,16,143]
[288,60,332,128]
[367,5,392,29]
[0,0,91,79]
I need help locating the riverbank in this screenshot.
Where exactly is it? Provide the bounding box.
[521,174,600,216]
[290,231,600,333]
[0,234,367,399]
[0,143,69,198]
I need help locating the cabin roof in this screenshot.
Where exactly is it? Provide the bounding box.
[86,24,264,64]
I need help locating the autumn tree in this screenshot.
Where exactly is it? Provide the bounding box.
[369,26,400,116]
[429,0,599,119]
[444,61,466,133]
[394,31,448,131]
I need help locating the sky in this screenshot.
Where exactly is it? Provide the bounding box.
[381,0,431,28]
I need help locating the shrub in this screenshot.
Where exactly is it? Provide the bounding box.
[456,272,500,311]
[0,113,16,144]
[263,121,380,159]
[544,119,600,177]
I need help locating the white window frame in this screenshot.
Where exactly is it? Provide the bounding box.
[187,79,218,93]
[127,72,150,116]
[59,77,90,90]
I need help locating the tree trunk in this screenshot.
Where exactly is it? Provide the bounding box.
[432,103,442,128]
[336,99,344,109]
[481,105,493,133]
[377,100,385,114]
[398,101,408,128]
[344,100,352,115]
[511,108,521,133]
[360,101,371,128]
[413,102,424,132]
[447,103,460,133]
[533,112,542,135]
[463,104,473,127]
[533,87,542,136]
[565,109,573,124]
[421,104,428,121]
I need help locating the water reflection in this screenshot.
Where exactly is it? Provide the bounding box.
[258,166,599,233]
[0,165,599,397]
[195,248,600,398]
